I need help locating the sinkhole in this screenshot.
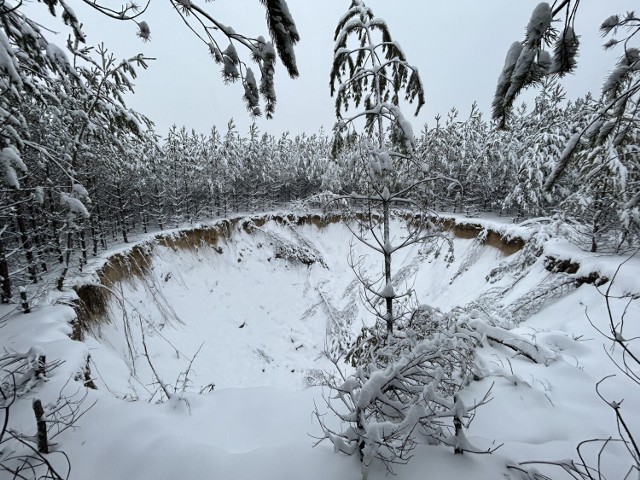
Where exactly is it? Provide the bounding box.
[83,214,523,396]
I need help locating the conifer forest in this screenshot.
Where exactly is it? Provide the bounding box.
[1,1,639,480]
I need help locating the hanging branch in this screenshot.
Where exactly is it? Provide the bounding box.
[492,1,581,129]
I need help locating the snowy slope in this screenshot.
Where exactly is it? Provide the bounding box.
[1,213,639,480]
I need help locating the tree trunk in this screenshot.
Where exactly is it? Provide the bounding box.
[383,198,393,335]
[0,236,11,302]
[45,169,64,263]
[591,189,604,253]
[79,228,87,270]
[117,182,128,243]
[28,203,47,273]
[32,399,48,454]
[56,229,74,291]
[13,191,37,283]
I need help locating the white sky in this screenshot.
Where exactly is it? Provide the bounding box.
[30,1,634,137]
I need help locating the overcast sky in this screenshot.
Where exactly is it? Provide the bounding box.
[32,1,633,137]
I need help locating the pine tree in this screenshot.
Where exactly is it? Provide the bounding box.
[318,3,483,476]
[329,0,426,335]
[492,1,580,128]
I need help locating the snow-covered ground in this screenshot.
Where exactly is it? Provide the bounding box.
[1,213,639,480]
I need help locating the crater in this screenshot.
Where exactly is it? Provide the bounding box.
[80,214,548,396]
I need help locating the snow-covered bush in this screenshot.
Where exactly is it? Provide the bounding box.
[507,257,640,479]
[317,307,494,478]
[0,347,91,480]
